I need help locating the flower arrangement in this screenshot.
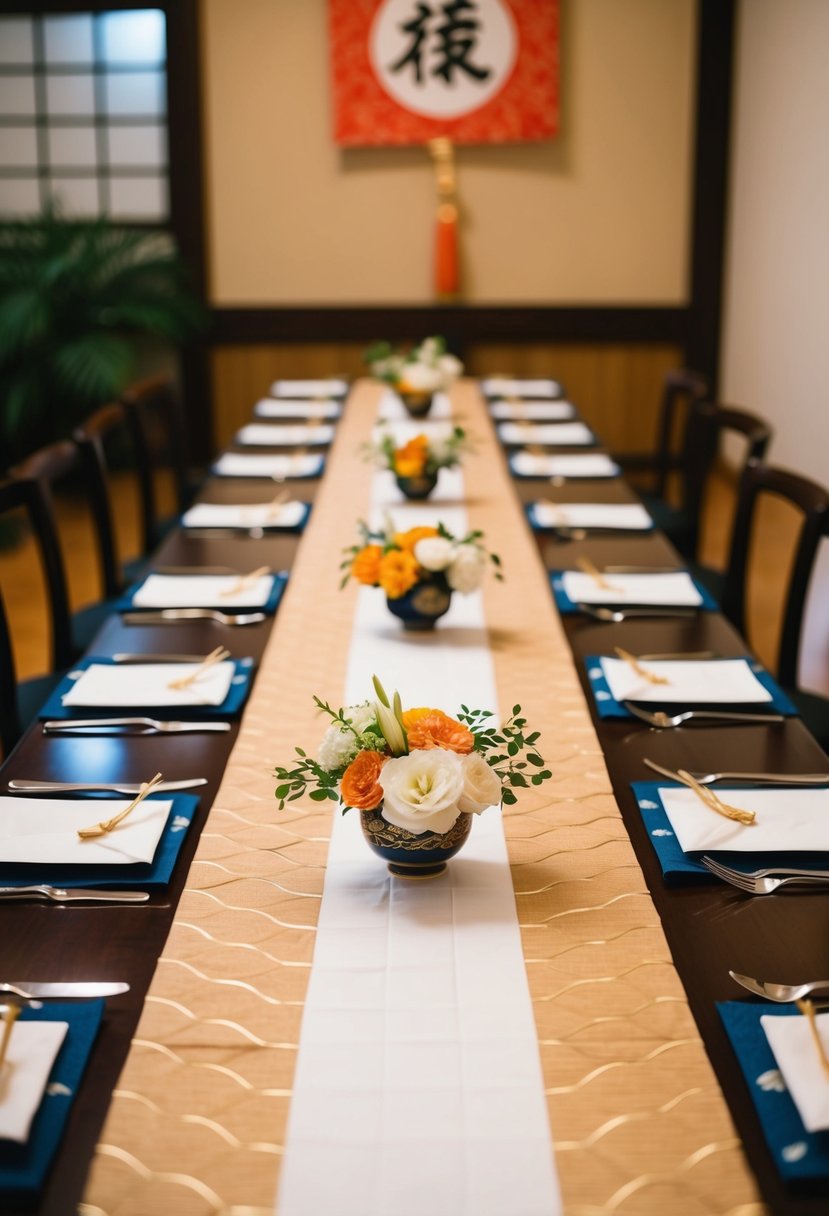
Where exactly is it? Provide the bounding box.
[364,425,468,480]
[273,677,552,840]
[342,519,502,599]
[364,335,463,396]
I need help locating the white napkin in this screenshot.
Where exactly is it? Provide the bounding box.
[762,1012,829,1132]
[181,501,305,530]
[499,421,594,446]
[254,398,341,420]
[235,424,334,447]
[599,656,773,705]
[482,377,562,397]
[62,661,236,708]
[0,795,173,864]
[213,453,323,478]
[561,571,703,606]
[270,379,348,397]
[511,452,621,479]
[0,1020,68,1143]
[659,786,829,853]
[533,502,653,530]
[490,400,575,421]
[132,573,274,608]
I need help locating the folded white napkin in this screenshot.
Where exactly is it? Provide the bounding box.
[376,390,453,422]
[213,453,323,478]
[533,502,653,530]
[132,573,274,608]
[562,571,702,606]
[599,656,772,705]
[659,786,829,853]
[498,422,594,446]
[62,661,236,708]
[511,452,620,479]
[235,423,334,447]
[181,501,305,530]
[270,379,348,397]
[0,795,173,864]
[0,1020,68,1143]
[254,398,341,420]
[490,400,575,421]
[482,377,562,397]
[762,1012,829,1132]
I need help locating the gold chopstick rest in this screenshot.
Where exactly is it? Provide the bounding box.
[167,646,231,690]
[220,566,270,597]
[77,771,164,840]
[675,768,756,826]
[614,646,670,685]
[0,1001,21,1071]
[797,999,829,1080]
[577,556,622,593]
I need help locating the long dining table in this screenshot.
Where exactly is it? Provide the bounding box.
[1,377,828,1215]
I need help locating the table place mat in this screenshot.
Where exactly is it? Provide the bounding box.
[0,1001,104,1204]
[498,421,596,447]
[551,570,717,613]
[529,501,653,532]
[0,794,173,865]
[762,1010,829,1133]
[510,451,621,479]
[0,795,198,889]
[181,501,309,532]
[0,1021,68,1144]
[270,378,348,397]
[234,423,335,447]
[39,656,255,719]
[480,377,563,398]
[212,452,325,479]
[125,571,287,611]
[490,400,576,421]
[376,389,453,422]
[587,655,798,718]
[254,398,341,420]
[719,1001,829,1185]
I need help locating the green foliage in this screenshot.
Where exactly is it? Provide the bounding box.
[457,704,552,803]
[0,202,206,467]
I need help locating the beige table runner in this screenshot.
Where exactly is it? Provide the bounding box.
[82,381,762,1216]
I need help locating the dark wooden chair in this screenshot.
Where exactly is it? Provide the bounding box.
[618,368,710,497]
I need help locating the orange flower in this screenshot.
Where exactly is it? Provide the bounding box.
[407,710,474,754]
[393,525,438,553]
[393,435,429,478]
[378,549,420,598]
[401,707,435,729]
[340,750,386,810]
[351,544,383,586]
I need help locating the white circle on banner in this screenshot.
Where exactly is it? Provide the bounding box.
[369,0,517,120]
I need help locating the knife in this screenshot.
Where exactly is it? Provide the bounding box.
[0,980,130,999]
[7,778,207,793]
[42,718,232,734]
[0,887,150,903]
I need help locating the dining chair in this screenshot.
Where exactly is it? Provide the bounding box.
[617,368,710,498]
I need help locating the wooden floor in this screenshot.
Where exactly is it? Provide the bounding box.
[0,465,799,685]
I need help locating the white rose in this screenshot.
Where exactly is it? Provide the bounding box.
[378,750,464,835]
[446,544,487,594]
[418,337,441,363]
[400,361,442,392]
[457,752,502,815]
[414,536,455,572]
[438,353,463,381]
[317,723,360,772]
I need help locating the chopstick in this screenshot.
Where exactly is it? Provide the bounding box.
[0,1001,21,1070]
[264,489,290,519]
[219,566,270,597]
[576,556,622,592]
[675,768,757,826]
[797,999,829,1080]
[77,772,164,840]
[613,646,670,686]
[167,646,230,690]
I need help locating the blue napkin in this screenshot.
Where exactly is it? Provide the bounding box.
[0,793,198,890]
[118,569,288,613]
[630,781,829,886]
[37,656,256,721]
[550,571,717,614]
[719,1000,829,1184]
[585,655,799,720]
[0,1000,105,1203]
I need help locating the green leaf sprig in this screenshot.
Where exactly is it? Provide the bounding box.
[457,704,551,805]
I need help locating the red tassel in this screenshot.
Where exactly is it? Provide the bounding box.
[435,202,459,299]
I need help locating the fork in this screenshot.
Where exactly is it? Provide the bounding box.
[623,702,785,727]
[728,971,829,1002]
[42,717,232,734]
[644,758,829,785]
[0,886,150,903]
[703,856,829,883]
[700,857,829,894]
[122,609,266,626]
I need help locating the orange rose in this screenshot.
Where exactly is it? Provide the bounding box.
[378,549,420,599]
[393,525,438,553]
[401,707,435,729]
[407,710,474,754]
[393,435,429,478]
[340,749,386,810]
[351,544,383,586]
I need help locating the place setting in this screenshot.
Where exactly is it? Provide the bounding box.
[497,420,597,447]
[550,556,717,617]
[488,398,577,421]
[269,377,349,398]
[211,450,326,479]
[527,498,654,536]
[509,450,622,480]
[253,396,342,420]
[232,421,336,448]
[480,375,564,399]
[180,494,311,535]
[118,566,288,622]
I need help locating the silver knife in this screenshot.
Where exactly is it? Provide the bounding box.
[0,887,149,903]
[6,778,207,794]
[42,718,232,734]
[1,980,130,998]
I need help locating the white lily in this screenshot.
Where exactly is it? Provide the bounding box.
[372,676,408,755]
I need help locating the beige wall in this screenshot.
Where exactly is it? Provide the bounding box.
[721,0,829,692]
[201,0,696,306]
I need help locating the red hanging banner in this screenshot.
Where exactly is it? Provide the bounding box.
[329,0,559,147]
